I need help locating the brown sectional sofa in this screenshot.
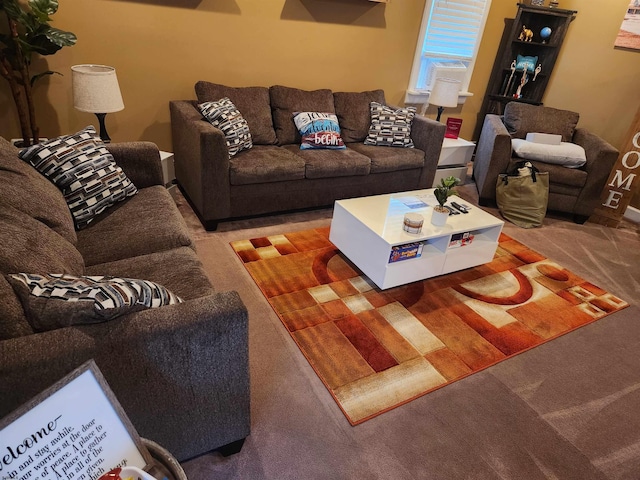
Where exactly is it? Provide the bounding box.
[170,83,446,230]
[0,138,250,461]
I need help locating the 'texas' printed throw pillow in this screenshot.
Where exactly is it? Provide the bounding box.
[293,112,346,150]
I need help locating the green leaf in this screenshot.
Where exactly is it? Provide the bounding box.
[29,0,59,16]
[31,70,60,86]
[1,0,25,20]
[45,27,77,48]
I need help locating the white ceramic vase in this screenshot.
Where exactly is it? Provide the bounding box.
[431,207,449,226]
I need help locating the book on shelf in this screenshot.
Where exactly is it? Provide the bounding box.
[449,232,474,248]
[445,118,463,139]
[389,242,424,263]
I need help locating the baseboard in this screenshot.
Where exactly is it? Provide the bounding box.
[624,205,640,224]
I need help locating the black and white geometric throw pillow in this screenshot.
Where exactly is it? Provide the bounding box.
[7,273,183,332]
[19,126,137,229]
[364,102,416,148]
[199,98,253,157]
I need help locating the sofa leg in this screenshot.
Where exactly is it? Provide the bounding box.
[204,220,219,231]
[218,438,246,457]
[573,214,589,224]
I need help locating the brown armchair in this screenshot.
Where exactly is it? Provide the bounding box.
[473,102,619,223]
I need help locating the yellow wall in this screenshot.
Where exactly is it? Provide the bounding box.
[1,0,639,153]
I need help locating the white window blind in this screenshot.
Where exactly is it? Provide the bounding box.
[406,0,491,103]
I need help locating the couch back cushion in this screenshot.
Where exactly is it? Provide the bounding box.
[270,85,335,145]
[503,102,579,142]
[195,81,277,146]
[333,90,386,143]
[0,204,85,276]
[0,274,34,340]
[0,138,77,244]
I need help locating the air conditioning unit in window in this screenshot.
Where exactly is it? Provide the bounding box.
[424,61,467,91]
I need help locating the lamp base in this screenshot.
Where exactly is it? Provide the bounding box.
[95,113,111,143]
[435,106,445,123]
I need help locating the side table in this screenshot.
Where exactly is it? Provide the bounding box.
[432,137,475,187]
[160,151,176,187]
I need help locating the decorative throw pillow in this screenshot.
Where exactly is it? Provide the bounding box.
[292,112,346,150]
[364,102,416,148]
[18,126,137,230]
[516,54,538,73]
[199,98,253,157]
[7,273,183,332]
[511,139,587,168]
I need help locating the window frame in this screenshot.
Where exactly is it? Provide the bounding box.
[406,0,492,105]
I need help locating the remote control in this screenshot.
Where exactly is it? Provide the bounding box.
[451,201,469,214]
[443,206,460,215]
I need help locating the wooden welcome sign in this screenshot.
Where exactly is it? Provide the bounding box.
[589,106,640,227]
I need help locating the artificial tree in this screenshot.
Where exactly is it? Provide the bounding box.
[0,0,76,146]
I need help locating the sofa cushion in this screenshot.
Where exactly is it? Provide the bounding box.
[76,186,193,267]
[282,144,370,179]
[364,102,416,148]
[270,85,335,145]
[0,137,77,245]
[512,139,586,168]
[85,246,214,301]
[347,142,425,173]
[199,98,253,157]
[195,81,278,145]
[7,273,182,332]
[0,274,34,340]
[333,90,386,143]
[19,126,138,229]
[229,145,306,186]
[293,112,346,150]
[504,103,579,142]
[0,204,84,276]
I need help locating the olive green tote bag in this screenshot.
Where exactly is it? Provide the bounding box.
[496,161,549,228]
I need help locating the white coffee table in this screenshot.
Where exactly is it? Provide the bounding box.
[329,189,504,289]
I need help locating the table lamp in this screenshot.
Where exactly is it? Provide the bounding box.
[71,65,124,143]
[429,77,461,122]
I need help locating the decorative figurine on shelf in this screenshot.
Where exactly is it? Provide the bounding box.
[519,25,534,42]
[533,64,542,81]
[514,70,529,99]
[503,60,517,96]
[549,1,559,7]
[540,26,552,43]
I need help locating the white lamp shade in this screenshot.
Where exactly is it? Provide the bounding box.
[429,77,461,108]
[72,64,124,113]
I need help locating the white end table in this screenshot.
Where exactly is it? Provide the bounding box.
[432,137,475,187]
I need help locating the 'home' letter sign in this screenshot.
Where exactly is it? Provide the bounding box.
[589,106,640,227]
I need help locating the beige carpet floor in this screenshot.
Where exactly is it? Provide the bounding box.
[174,183,640,480]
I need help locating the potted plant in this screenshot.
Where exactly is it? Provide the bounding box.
[0,0,77,147]
[431,175,460,226]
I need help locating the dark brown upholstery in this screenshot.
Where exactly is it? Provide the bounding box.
[0,138,77,244]
[270,85,336,145]
[473,102,619,221]
[0,139,250,461]
[170,84,446,230]
[333,90,386,143]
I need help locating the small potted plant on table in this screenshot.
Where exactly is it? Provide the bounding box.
[431,176,460,226]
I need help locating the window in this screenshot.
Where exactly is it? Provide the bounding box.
[406,0,492,104]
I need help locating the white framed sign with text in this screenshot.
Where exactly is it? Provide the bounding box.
[0,360,152,480]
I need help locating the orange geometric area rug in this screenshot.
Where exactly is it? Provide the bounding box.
[231,227,629,425]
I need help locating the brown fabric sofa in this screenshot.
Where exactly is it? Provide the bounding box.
[473,102,619,223]
[0,137,250,461]
[170,83,446,230]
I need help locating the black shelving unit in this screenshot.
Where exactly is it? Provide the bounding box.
[473,3,577,140]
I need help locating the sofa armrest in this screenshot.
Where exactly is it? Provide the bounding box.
[572,127,619,217]
[170,100,232,227]
[473,114,513,203]
[411,115,446,188]
[106,141,164,188]
[0,291,250,461]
